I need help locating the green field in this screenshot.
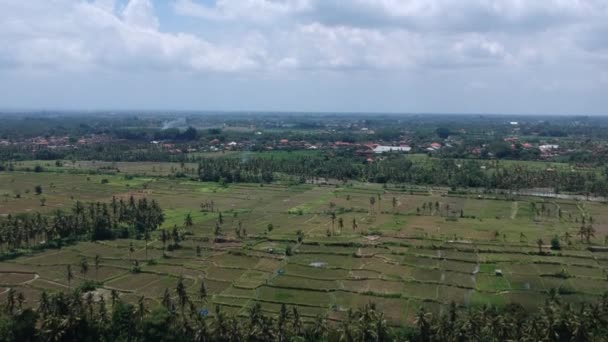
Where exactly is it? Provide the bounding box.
[1,165,607,326]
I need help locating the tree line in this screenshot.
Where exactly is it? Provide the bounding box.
[195,154,608,197]
[0,196,164,253]
[1,286,607,341]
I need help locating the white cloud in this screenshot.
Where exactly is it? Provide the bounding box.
[0,0,263,73]
[122,0,159,30]
[1,0,608,85]
[172,0,312,22]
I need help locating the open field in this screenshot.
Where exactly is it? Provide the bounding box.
[1,168,607,326]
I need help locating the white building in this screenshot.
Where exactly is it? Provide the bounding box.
[373,146,411,154]
[539,144,559,152]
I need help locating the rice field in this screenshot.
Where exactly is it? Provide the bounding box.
[0,166,607,325]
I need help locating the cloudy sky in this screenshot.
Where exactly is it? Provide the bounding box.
[1,0,607,114]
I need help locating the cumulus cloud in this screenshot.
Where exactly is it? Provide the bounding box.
[1,0,608,77]
[122,0,159,29]
[0,0,261,73]
[173,0,312,22]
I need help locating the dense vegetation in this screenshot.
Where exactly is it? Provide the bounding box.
[196,154,608,196]
[0,197,164,252]
[1,288,607,341]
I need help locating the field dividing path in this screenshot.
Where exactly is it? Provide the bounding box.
[510,201,518,220]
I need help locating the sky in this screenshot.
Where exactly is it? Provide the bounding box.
[1,0,607,114]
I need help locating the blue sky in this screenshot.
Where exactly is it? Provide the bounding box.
[1,0,607,114]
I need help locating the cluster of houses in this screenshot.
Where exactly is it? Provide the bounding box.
[0,134,115,150]
[503,137,563,157]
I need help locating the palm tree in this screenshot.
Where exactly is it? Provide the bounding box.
[415,307,431,342]
[369,196,376,215]
[564,232,572,245]
[85,292,94,319]
[137,296,147,321]
[310,314,328,341]
[536,238,544,254]
[161,229,168,251]
[161,288,172,309]
[246,303,264,340]
[338,313,355,342]
[585,225,596,244]
[66,264,74,289]
[330,213,336,235]
[338,217,344,233]
[5,288,15,314]
[111,289,120,307]
[292,307,303,337]
[184,213,193,228]
[277,304,290,342]
[352,218,358,231]
[578,225,587,242]
[129,242,134,260]
[79,257,89,281]
[144,229,150,260]
[176,276,188,317]
[198,279,207,304]
[94,254,101,281]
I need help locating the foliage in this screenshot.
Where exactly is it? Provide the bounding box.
[0,289,607,341]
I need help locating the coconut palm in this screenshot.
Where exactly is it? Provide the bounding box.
[94,254,101,281]
[79,257,89,281]
[176,276,188,317]
[66,264,74,289]
[184,213,194,228]
[369,196,376,215]
[537,238,544,254]
[585,224,596,244]
[198,279,207,304]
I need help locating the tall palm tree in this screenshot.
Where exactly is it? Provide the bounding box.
[129,242,134,261]
[94,254,101,281]
[292,307,303,337]
[578,225,586,243]
[176,276,188,317]
[369,196,376,215]
[338,308,356,342]
[585,225,596,244]
[277,304,290,342]
[161,288,172,309]
[66,264,74,289]
[144,229,150,260]
[79,257,89,281]
[564,232,572,245]
[137,296,147,321]
[161,229,168,251]
[415,307,431,342]
[198,279,207,304]
[184,213,194,228]
[537,239,544,254]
